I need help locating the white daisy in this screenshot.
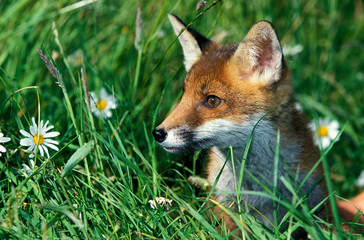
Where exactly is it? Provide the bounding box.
[68,49,83,67]
[148,197,173,210]
[20,159,37,176]
[20,117,60,158]
[148,199,157,209]
[90,88,117,118]
[309,117,340,149]
[0,132,11,157]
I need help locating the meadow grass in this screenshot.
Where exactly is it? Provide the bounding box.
[0,0,364,239]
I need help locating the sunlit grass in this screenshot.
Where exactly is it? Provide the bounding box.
[0,0,363,238]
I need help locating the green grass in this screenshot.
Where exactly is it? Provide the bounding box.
[1,0,364,239]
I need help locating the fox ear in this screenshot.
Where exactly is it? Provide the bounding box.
[232,21,283,85]
[168,14,211,72]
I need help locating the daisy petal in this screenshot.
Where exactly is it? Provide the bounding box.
[22,164,31,174]
[322,117,330,125]
[20,130,33,138]
[38,145,44,157]
[30,160,35,168]
[100,88,108,98]
[0,137,11,143]
[40,121,49,135]
[20,138,34,147]
[312,136,319,147]
[44,125,54,133]
[43,120,49,129]
[43,146,50,158]
[30,125,37,136]
[44,139,59,145]
[0,145,6,153]
[308,122,316,132]
[329,120,339,130]
[329,129,340,140]
[43,143,59,151]
[322,137,331,149]
[90,92,98,103]
[27,145,36,153]
[110,102,117,109]
[44,131,60,138]
[30,117,38,135]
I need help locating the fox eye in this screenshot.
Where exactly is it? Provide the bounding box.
[206,95,222,108]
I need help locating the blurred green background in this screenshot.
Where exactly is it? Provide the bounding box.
[0,0,363,238]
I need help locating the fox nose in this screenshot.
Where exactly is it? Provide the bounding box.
[152,128,167,143]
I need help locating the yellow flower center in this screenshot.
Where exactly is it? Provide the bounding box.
[96,99,107,110]
[318,126,329,137]
[33,134,44,145]
[75,56,83,65]
[122,25,129,34]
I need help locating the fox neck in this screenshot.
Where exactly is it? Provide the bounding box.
[206,110,324,226]
[207,116,302,196]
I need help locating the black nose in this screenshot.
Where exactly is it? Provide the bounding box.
[152,128,167,143]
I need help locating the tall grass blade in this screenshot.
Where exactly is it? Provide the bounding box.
[61,140,95,177]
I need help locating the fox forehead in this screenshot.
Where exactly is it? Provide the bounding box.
[185,45,235,93]
[182,46,272,123]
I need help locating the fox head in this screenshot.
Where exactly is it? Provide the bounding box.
[153,14,292,153]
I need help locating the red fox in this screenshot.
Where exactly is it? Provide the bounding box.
[153,14,326,234]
